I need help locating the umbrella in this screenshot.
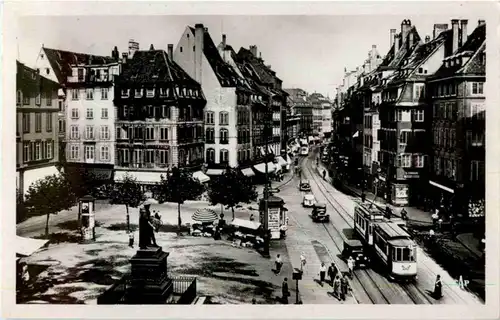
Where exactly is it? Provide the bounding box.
[192,208,219,223]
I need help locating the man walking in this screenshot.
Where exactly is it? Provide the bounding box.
[347,256,355,279]
[340,273,349,301]
[327,263,336,286]
[300,252,307,272]
[319,262,327,285]
[275,254,283,274]
[282,278,290,304]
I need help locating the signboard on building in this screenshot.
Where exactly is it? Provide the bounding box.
[404,171,420,179]
[393,184,409,206]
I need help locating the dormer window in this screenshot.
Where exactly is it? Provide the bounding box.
[175,86,180,96]
[146,88,155,98]
[121,89,130,98]
[450,60,454,67]
[134,89,142,98]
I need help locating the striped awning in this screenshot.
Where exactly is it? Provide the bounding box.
[192,208,219,223]
[254,162,276,174]
[241,168,255,177]
[114,171,166,184]
[193,171,210,183]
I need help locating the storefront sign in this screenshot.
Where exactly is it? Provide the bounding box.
[393,184,409,206]
[403,171,419,179]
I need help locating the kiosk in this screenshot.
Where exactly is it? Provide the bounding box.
[79,195,96,242]
[259,196,287,240]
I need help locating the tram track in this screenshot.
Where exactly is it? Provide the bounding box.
[302,152,433,304]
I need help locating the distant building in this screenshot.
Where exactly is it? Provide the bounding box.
[114,42,207,188]
[16,61,60,196]
[427,20,485,217]
[285,88,313,136]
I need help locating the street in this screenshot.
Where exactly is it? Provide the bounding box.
[280,147,483,304]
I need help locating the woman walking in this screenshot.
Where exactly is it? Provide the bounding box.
[333,275,341,300]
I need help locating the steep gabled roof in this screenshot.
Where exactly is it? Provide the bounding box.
[17,60,60,95]
[119,49,199,86]
[42,47,116,84]
[379,27,421,70]
[235,47,282,85]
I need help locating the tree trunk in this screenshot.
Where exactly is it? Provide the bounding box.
[177,203,182,235]
[126,204,130,232]
[231,206,235,220]
[220,203,223,216]
[45,212,50,238]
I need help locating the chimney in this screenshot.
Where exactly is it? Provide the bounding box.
[89,55,93,65]
[111,46,119,61]
[121,52,128,64]
[128,39,139,59]
[149,44,155,51]
[478,19,485,26]
[249,45,258,57]
[433,23,449,39]
[409,32,414,48]
[390,29,397,48]
[194,24,205,83]
[460,19,468,46]
[401,19,412,44]
[451,19,460,53]
[394,34,400,56]
[167,44,173,59]
[425,35,430,43]
[222,34,226,48]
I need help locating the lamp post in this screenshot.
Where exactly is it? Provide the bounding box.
[262,97,272,258]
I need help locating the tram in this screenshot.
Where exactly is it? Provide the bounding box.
[353,202,418,282]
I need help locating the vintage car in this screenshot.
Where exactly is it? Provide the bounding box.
[302,194,316,207]
[299,180,312,192]
[311,203,329,222]
[342,239,370,268]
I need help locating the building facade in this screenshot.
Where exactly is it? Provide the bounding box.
[16,61,60,196]
[114,44,207,188]
[427,20,485,218]
[285,88,313,136]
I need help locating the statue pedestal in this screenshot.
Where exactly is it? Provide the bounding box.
[126,247,173,304]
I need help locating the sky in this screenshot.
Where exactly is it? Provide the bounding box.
[17,15,484,98]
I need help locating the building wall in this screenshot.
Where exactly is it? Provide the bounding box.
[35,48,60,84]
[321,103,332,135]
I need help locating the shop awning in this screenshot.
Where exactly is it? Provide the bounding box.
[206,169,225,176]
[16,236,48,257]
[241,168,255,177]
[276,156,287,167]
[231,218,261,230]
[254,162,276,174]
[114,171,166,184]
[429,181,454,194]
[192,171,210,183]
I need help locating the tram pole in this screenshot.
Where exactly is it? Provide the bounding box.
[262,97,271,258]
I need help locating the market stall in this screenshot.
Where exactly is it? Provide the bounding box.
[190,209,220,238]
[229,218,264,248]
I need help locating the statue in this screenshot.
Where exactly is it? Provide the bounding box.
[139,205,158,249]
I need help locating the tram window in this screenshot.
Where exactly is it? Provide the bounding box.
[393,248,402,261]
[402,247,412,261]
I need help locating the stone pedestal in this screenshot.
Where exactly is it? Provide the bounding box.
[126,247,173,304]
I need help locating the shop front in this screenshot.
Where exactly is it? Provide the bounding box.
[114,170,166,193]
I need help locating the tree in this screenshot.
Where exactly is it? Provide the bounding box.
[109,174,145,232]
[24,174,76,238]
[156,167,205,234]
[207,168,258,220]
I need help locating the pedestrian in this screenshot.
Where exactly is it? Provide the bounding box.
[275,254,283,274]
[385,205,392,219]
[249,213,255,222]
[327,263,335,286]
[433,274,443,299]
[279,224,287,239]
[282,277,290,304]
[347,256,355,278]
[401,208,408,220]
[432,210,439,226]
[438,218,443,230]
[319,262,327,285]
[333,275,341,300]
[322,170,326,180]
[340,274,349,301]
[300,252,307,272]
[128,231,135,248]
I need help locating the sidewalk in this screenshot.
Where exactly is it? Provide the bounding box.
[455,233,483,258]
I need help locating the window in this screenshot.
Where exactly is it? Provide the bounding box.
[86,89,94,100]
[146,89,155,98]
[220,129,229,144]
[418,67,423,74]
[100,126,110,140]
[23,143,30,162]
[470,103,485,119]
[206,148,215,162]
[85,125,94,139]
[77,68,84,81]
[101,108,108,119]
[160,127,169,140]
[70,145,79,160]
[395,110,411,122]
[219,112,229,125]
[71,108,79,119]
[471,82,484,95]
[135,88,142,98]
[100,146,110,161]
[206,111,215,124]
[398,154,412,168]
[470,161,484,181]
[101,88,109,100]
[22,113,30,133]
[160,88,169,97]
[70,125,79,139]
[121,89,130,98]
[180,47,183,53]
[35,93,41,105]
[159,150,169,165]
[399,130,411,145]
[46,140,53,159]
[162,105,171,118]
[34,142,41,160]
[85,145,95,161]
[45,92,52,106]
[35,113,42,132]
[414,84,424,101]
[17,91,22,105]
[59,119,65,133]
[414,154,425,168]
[86,108,94,119]
[71,89,79,100]
[145,127,155,140]
[46,113,52,132]
[206,128,215,143]
[144,150,155,165]
[412,110,424,122]
[220,149,229,163]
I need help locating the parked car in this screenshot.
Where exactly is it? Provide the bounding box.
[342,239,370,268]
[302,194,316,207]
[299,180,312,192]
[311,203,329,222]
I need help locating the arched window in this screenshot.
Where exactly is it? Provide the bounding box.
[219,111,229,125]
[206,148,215,163]
[16,90,22,105]
[178,149,186,165]
[205,128,215,143]
[220,128,228,144]
[220,149,229,164]
[205,111,214,124]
